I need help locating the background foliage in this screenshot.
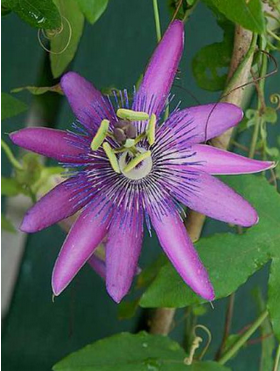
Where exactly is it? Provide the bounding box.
[1,0,280,370]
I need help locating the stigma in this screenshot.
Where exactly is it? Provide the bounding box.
[119,148,153,180]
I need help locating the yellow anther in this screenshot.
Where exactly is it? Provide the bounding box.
[124,139,135,148]
[123,151,151,173]
[146,113,156,145]
[90,119,110,151]
[102,142,121,173]
[117,108,149,121]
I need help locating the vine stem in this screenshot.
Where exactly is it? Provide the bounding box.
[149,25,256,336]
[218,310,269,365]
[183,0,199,23]
[273,344,280,371]
[249,117,262,159]
[249,50,268,159]
[149,308,176,335]
[215,293,235,359]
[152,0,161,42]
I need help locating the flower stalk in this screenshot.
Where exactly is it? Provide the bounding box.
[273,344,280,371]
[218,310,269,365]
[152,0,161,42]
[249,49,268,159]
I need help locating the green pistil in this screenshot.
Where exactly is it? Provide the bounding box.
[146,113,156,145]
[90,119,110,150]
[117,108,149,121]
[123,150,151,173]
[102,142,121,173]
[124,138,136,148]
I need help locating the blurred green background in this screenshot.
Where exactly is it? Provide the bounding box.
[2,1,279,370]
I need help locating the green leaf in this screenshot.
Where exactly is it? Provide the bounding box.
[2,0,61,29]
[202,0,265,34]
[75,0,108,24]
[262,107,278,124]
[192,42,231,91]
[1,177,27,196]
[2,4,11,16]
[268,257,280,342]
[192,21,234,91]
[140,175,280,308]
[265,146,279,158]
[192,304,208,317]
[1,214,16,233]
[11,84,63,95]
[50,0,84,78]
[15,153,42,187]
[1,92,27,120]
[31,166,63,196]
[118,299,139,320]
[136,254,167,289]
[53,331,231,371]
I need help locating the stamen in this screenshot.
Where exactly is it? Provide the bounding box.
[90,119,110,151]
[146,113,156,145]
[103,142,121,173]
[123,150,151,173]
[117,108,149,121]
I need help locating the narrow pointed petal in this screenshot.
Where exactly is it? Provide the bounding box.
[168,170,258,227]
[186,144,275,174]
[20,176,93,233]
[10,128,85,163]
[88,253,142,280]
[149,207,214,301]
[159,103,243,146]
[133,20,184,116]
[88,254,106,279]
[61,72,115,131]
[52,200,112,296]
[106,206,143,303]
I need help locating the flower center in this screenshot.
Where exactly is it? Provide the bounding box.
[90,109,157,174]
[119,147,153,180]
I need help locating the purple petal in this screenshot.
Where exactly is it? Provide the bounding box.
[61,72,115,132]
[159,103,243,146]
[167,170,258,227]
[88,253,142,280]
[52,200,112,296]
[88,254,106,279]
[133,20,184,116]
[105,206,143,303]
[10,128,85,163]
[20,176,93,233]
[186,144,275,174]
[149,206,214,301]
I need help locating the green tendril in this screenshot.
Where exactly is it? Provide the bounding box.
[91,119,110,151]
[116,108,149,121]
[103,142,121,173]
[123,150,151,173]
[270,93,280,110]
[1,139,23,171]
